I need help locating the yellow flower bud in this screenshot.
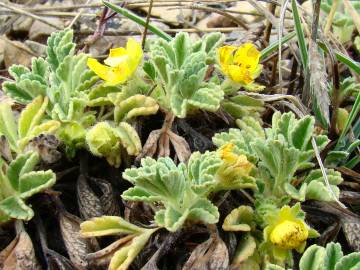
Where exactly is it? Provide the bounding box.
[270,220,308,249]
[219,143,253,176]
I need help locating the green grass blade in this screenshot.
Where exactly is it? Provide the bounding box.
[345,155,360,169]
[103,1,172,42]
[318,43,360,75]
[334,51,360,75]
[260,32,296,60]
[291,0,308,67]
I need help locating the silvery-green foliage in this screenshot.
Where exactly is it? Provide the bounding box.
[0,152,56,223]
[222,94,265,121]
[266,242,360,270]
[148,32,224,118]
[213,112,342,202]
[2,28,98,122]
[212,116,265,162]
[80,216,159,270]
[122,155,220,232]
[0,97,60,154]
[85,121,141,168]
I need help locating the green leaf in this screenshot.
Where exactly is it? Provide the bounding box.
[187,151,223,194]
[103,1,172,42]
[232,233,258,267]
[299,244,325,270]
[187,198,219,224]
[0,102,18,151]
[306,181,340,202]
[2,82,33,104]
[149,32,224,118]
[0,196,34,221]
[80,216,145,237]
[222,94,264,120]
[291,0,308,67]
[8,65,30,81]
[108,228,158,270]
[46,28,75,71]
[265,264,285,270]
[252,139,300,186]
[86,121,122,168]
[7,152,37,191]
[291,116,314,150]
[122,155,220,232]
[19,170,56,199]
[260,32,296,60]
[18,96,49,139]
[87,84,121,106]
[113,94,159,123]
[335,252,360,270]
[115,122,142,156]
[324,242,343,270]
[32,57,49,78]
[222,206,254,232]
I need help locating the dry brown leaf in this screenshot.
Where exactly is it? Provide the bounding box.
[77,174,103,220]
[87,235,134,267]
[59,211,98,269]
[94,177,121,216]
[0,231,41,270]
[158,132,170,158]
[136,129,162,162]
[168,130,191,163]
[182,232,229,270]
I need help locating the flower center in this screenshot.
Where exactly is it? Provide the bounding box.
[270,220,308,249]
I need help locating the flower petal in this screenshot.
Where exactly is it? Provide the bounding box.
[87,58,128,85]
[227,65,254,84]
[126,38,143,73]
[218,45,237,68]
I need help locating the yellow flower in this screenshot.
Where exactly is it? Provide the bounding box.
[218,43,262,85]
[263,203,319,260]
[87,38,142,85]
[219,143,253,176]
[215,143,256,191]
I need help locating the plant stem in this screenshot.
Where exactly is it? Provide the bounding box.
[142,0,154,49]
[324,0,340,35]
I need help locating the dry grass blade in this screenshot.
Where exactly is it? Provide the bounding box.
[278,0,290,93]
[309,41,330,125]
[343,0,360,35]
[0,2,62,30]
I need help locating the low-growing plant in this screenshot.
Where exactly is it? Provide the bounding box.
[266,242,360,270]
[80,216,159,270]
[0,96,60,155]
[0,152,56,223]
[213,111,341,205]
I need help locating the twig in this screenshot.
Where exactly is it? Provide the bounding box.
[263,3,276,45]
[182,4,249,30]
[142,0,154,49]
[0,1,62,30]
[76,27,245,36]
[278,0,290,94]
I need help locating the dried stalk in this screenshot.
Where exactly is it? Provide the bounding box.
[324,0,340,35]
[142,0,154,49]
[0,1,62,30]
